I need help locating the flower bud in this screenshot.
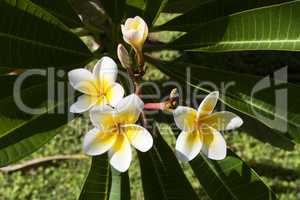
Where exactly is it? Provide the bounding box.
[117,44,132,69]
[121,16,148,52]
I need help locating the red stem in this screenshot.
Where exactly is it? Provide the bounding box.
[144,102,165,110]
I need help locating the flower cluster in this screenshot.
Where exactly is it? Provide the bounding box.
[68,16,243,172]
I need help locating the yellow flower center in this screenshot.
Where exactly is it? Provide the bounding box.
[128,20,142,31]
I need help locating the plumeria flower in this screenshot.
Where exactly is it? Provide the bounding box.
[83,94,153,172]
[68,56,124,113]
[121,16,148,54]
[173,91,243,161]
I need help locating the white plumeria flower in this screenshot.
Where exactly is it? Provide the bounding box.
[173,91,243,161]
[121,16,148,53]
[68,56,124,113]
[83,94,153,172]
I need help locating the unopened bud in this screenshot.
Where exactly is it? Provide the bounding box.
[121,16,148,53]
[117,44,132,69]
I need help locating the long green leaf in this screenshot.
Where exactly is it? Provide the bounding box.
[167,1,300,52]
[79,155,111,200]
[138,126,199,200]
[109,168,131,200]
[190,149,277,200]
[143,0,168,26]
[101,0,126,23]
[29,0,82,28]
[0,111,70,167]
[157,0,291,31]
[0,0,92,68]
[162,0,209,13]
[125,0,145,18]
[0,79,73,166]
[145,56,300,147]
[0,75,45,100]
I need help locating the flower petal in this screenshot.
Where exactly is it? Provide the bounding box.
[90,105,115,130]
[106,83,125,107]
[175,130,202,162]
[115,94,144,124]
[93,56,118,85]
[121,26,143,49]
[83,128,117,156]
[197,91,219,118]
[173,106,197,132]
[123,124,153,152]
[108,134,132,172]
[200,126,226,160]
[70,94,98,113]
[201,111,243,131]
[68,69,98,95]
[135,16,148,42]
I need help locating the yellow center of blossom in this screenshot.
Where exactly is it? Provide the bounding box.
[195,118,214,145]
[128,20,142,31]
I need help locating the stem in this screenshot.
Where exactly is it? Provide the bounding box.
[0,154,87,173]
[134,80,141,95]
[134,47,144,70]
[144,102,165,110]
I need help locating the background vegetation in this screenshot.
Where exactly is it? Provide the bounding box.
[1,1,300,200]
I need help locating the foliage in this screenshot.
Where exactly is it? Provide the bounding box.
[0,0,300,199]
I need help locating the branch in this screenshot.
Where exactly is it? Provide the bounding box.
[0,154,87,173]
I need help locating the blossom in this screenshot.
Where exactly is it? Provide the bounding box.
[121,16,148,53]
[117,43,132,69]
[173,91,243,161]
[83,94,153,172]
[68,56,124,113]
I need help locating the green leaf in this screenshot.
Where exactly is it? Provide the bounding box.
[190,149,277,200]
[138,127,199,200]
[0,75,46,100]
[101,0,126,23]
[157,0,291,31]
[109,168,131,200]
[0,110,70,167]
[0,68,10,75]
[125,0,145,18]
[0,0,92,68]
[145,56,300,147]
[143,0,168,26]
[79,155,111,200]
[162,0,209,13]
[167,1,300,52]
[29,0,82,28]
[0,80,73,166]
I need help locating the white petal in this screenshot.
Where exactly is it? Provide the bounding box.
[123,124,153,152]
[89,105,115,130]
[175,131,202,162]
[173,106,197,132]
[109,134,132,172]
[68,69,98,95]
[124,18,136,27]
[83,128,116,156]
[121,27,143,49]
[70,95,97,113]
[201,111,243,131]
[134,16,148,41]
[201,126,226,160]
[93,56,118,84]
[197,91,219,118]
[106,83,125,107]
[115,94,144,124]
